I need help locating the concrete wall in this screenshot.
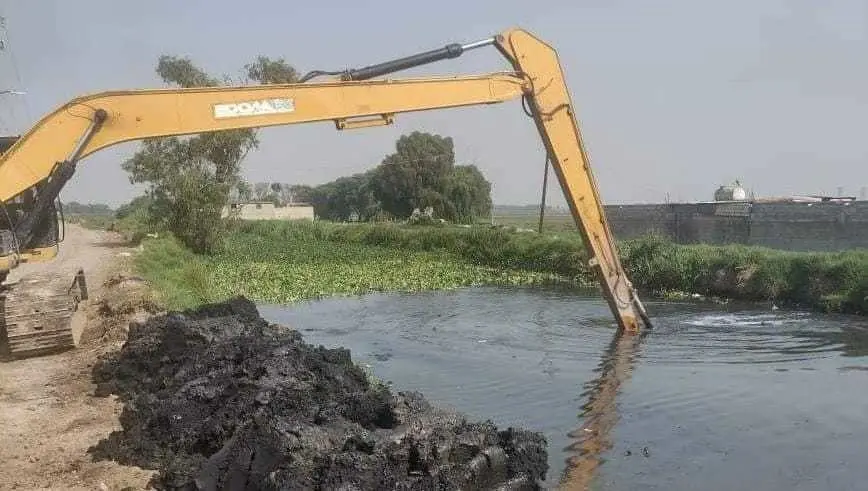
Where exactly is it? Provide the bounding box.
[604,204,674,240]
[749,201,868,251]
[602,201,868,252]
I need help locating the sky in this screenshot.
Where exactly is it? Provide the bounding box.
[0,0,866,208]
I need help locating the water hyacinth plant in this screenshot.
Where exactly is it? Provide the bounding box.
[133,220,868,316]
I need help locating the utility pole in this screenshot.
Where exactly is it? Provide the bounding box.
[538,155,550,233]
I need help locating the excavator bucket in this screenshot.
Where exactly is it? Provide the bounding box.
[0,269,87,360]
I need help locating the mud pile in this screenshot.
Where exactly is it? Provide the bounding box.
[79,275,160,346]
[90,296,548,490]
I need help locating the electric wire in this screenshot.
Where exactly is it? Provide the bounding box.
[0,8,32,126]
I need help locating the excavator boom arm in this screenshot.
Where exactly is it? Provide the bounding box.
[495,30,651,332]
[0,74,527,201]
[0,28,650,357]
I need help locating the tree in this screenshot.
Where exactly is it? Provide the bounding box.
[270,182,284,204]
[115,195,153,220]
[245,56,299,85]
[311,171,379,221]
[63,201,113,216]
[445,164,492,223]
[302,130,494,223]
[288,184,314,203]
[235,180,253,201]
[370,131,455,219]
[122,54,298,253]
[254,182,271,201]
[275,183,292,205]
[269,183,302,205]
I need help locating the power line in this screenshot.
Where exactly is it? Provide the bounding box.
[0,8,32,128]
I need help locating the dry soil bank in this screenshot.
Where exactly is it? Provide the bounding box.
[0,224,157,490]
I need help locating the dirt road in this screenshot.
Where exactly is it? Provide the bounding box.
[0,224,154,490]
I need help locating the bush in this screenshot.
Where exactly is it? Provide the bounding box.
[621,235,868,313]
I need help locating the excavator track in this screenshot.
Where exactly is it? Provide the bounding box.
[0,269,87,360]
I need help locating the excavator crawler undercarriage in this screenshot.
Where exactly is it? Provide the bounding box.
[0,269,87,360]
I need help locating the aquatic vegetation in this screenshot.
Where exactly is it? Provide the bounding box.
[133,224,567,310]
[236,219,593,280]
[134,220,868,316]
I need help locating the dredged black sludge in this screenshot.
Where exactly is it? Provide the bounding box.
[89,296,548,490]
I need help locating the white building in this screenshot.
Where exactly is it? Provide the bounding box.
[222,201,314,220]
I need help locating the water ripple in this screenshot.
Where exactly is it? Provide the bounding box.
[259,286,868,491]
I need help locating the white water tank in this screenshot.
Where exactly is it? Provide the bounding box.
[714,181,747,201]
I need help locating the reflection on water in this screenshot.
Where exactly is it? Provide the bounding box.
[259,286,868,490]
[561,327,646,490]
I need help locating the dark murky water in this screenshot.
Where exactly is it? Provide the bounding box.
[259,286,868,490]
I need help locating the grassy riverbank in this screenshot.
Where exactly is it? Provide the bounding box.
[131,219,868,315]
[133,221,569,310]
[238,221,868,314]
[619,236,868,314]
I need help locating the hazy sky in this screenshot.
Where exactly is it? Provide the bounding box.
[1,0,866,207]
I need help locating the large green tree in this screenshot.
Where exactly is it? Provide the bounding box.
[122,54,297,253]
[287,184,314,204]
[311,171,380,221]
[366,131,492,222]
[289,130,493,224]
[445,164,492,223]
[369,131,455,218]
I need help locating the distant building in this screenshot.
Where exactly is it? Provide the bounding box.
[222,201,314,220]
[714,180,748,201]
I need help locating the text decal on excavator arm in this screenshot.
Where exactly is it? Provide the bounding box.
[213,98,295,119]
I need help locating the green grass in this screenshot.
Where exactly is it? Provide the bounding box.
[132,235,214,309]
[130,219,868,316]
[491,213,579,233]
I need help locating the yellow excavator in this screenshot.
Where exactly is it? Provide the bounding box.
[0,27,652,360]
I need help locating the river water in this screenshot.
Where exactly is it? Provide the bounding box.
[259,286,868,490]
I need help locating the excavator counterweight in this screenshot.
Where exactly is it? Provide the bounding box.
[0,27,651,360]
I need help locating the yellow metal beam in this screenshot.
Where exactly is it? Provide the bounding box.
[496,28,650,332]
[0,74,528,201]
